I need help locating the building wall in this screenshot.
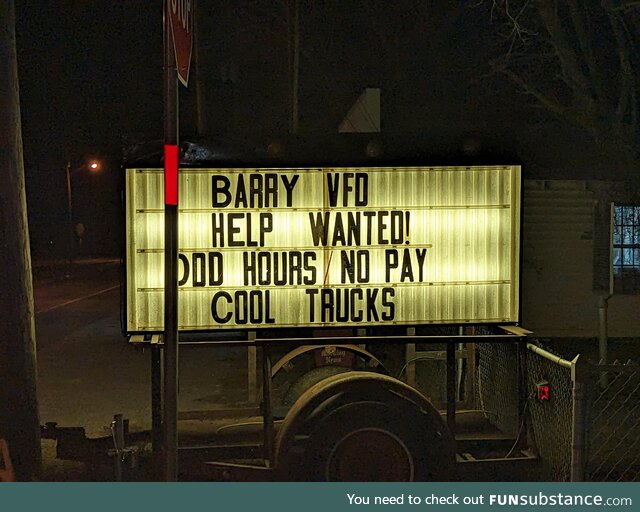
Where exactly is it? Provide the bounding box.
[521,180,640,338]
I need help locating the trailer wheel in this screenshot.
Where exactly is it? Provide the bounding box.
[305,401,418,481]
[275,372,453,481]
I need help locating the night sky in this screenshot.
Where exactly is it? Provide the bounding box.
[14,1,637,258]
[16,1,161,257]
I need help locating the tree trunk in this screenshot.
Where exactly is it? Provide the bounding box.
[0,0,41,481]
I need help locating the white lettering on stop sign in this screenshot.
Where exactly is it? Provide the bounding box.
[171,0,191,33]
[168,0,194,86]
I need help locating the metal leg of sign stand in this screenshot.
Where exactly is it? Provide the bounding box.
[517,341,528,447]
[151,343,164,479]
[356,328,367,351]
[457,327,465,401]
[446,342,457,440]
[262,346,275,467]
[405,327,417,387]
[465,328,478,409]
[247,332,258,404]
[113,414,125,482]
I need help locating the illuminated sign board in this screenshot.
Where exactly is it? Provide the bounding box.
[125,166,521,332]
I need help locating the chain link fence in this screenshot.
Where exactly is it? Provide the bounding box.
[410,334,638,481]
[522,342,640,482]
[586,361,640,482]
[525,344,573,481]
[476,341,521,438]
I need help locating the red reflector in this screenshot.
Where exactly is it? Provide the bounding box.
[537,381,550,401]
[164,144,179,205]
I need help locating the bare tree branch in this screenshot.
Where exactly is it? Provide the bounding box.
[602,0,638,129]
[567,0,605,100]
[481,0,639,163]
[490,58,568,116]
[607,1,640,11]
[534,0,592,95]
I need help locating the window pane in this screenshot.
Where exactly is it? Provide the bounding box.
[615,206,622,226]
[612,205,640,293]
[613,248,621,267]
[623,206,634,225]
[614,223,622,244]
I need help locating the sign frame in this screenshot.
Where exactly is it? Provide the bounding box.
[124,165,522,336]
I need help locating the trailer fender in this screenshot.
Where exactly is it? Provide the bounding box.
[271,344,387,378]
[275,371,453,481]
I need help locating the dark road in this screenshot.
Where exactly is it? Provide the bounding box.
[34,260,252,437]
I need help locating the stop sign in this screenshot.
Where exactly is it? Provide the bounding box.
[167,0,194,86]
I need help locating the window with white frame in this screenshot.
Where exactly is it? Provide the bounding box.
[613,205,640,292]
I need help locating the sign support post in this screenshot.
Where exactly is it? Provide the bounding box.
[162,0,194,482]
[163,0,179,482]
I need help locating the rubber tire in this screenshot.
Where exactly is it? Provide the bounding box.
[275,372,453,482]
[295,400,452,481]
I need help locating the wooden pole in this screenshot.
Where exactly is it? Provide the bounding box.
[0,0,41,481]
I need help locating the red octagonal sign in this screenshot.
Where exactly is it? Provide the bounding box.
[168,0,194,87]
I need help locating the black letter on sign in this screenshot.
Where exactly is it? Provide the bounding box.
[209,252,223,285]
[341,250,356,284]
[212,176,231,207]
[260,213,273,247]
[306,288,318,322]
[327,173,340,207]
[365,288,379,322]
[228,213,243,246]
[178,254,190,286]
[282,174,300,207]
[385,249,398,282]
[211,292,232,323]
[355,173,368,206]
[211,213,225,247]
[193,252,206,287]
[381,287,395,321]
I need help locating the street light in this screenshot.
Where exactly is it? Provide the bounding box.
[65,159,101,265]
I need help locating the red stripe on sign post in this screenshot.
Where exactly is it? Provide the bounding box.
[164,144,179,205]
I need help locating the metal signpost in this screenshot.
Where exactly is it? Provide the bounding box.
[163,0,193,481]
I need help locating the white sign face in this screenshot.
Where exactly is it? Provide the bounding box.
[125,166,521,332]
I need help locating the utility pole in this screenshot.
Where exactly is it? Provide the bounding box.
[65,162,74,265]
[0,0,41,481]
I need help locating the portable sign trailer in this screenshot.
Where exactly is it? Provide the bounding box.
[124,163,530,481]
